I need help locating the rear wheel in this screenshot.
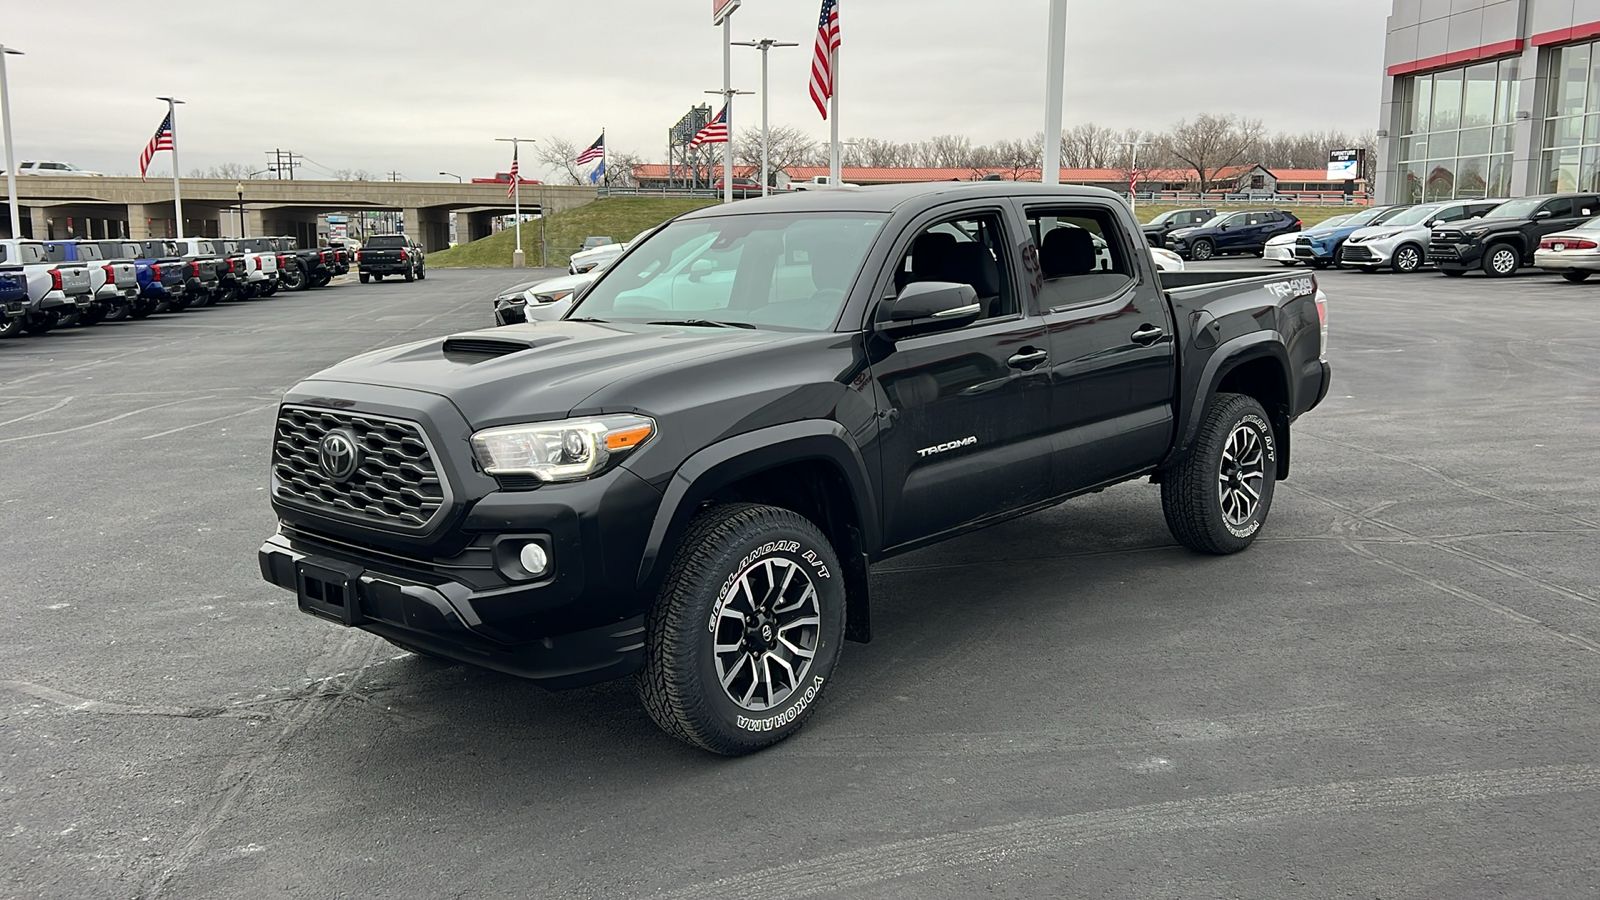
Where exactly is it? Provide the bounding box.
[359,272,370,284]
[23,313,57,335]
[1483,244,1520,277]
[128,299,153,319]
[403,266,415,283]
[1189,239,1215,261]
[1391,244,1423,273]
[280,264,308,292]
[372,273,384,282]
[638,503,846,755]
[1161,392,1277,555]
[1561,270,1591,282]
[104,303,129,322]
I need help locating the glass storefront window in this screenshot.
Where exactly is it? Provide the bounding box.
[1395,57,1517,202]
[1553,43,1590,117]
[1538,39,1600,197]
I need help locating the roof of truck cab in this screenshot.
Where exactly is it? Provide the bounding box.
[675,181,1124,218]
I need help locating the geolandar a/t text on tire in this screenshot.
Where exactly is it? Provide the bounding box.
[257,181,1330,754]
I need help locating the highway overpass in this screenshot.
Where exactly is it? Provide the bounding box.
[0,177,598,251]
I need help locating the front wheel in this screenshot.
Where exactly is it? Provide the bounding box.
[417,266,426,280]
[1482,244,1520,277]
[1561,270,1591,283]
[638,503,846,755]
[1161,392,1278,555]
[1392,244,1423,273]
[1189,239,1215,261]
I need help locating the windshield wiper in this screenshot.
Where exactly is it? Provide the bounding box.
[648,318,757,329]
[566,316,610,323]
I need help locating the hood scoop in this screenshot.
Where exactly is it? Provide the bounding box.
[441,330,573,362]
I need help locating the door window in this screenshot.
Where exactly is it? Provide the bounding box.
[1025,207,1135,310]
[892,213,1015,320]
[1541,198,1575,217]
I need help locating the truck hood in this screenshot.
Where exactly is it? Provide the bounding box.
[303,320,821,427]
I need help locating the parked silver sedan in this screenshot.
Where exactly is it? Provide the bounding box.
[1533,218,1600,282]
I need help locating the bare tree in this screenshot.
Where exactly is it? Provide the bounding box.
[922,134,975,168]
[533,136,584,185]
[1060,123,1120,168]
[989,137,1042,180]
[1160,113,1265,190]
[844,137,910,168]
[735,125,820,183]
[332,168,373,182]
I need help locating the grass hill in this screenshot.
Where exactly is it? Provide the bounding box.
[427,197,720,268]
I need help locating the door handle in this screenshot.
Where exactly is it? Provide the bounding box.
[1130,324,1165,345]
[1007,347,1048,369]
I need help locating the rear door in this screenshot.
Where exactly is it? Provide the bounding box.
[869,205,1053,549]
[1018,200,1178,494]
[1532,196,1595,245]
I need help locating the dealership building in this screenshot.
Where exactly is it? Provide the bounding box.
[1376,0,1600,203]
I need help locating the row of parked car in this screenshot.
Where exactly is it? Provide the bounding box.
[1145,193,1600,280]
[0,236,355,338]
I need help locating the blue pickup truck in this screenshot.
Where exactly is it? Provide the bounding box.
[89,240,186,316]
[0,266,27,326]
[1291,206,1402,269]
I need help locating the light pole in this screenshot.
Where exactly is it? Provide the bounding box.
[495,137,535,267]
[439,171,463,183]
[1119,139,1151,211]
[734,39,798,197]
[1041,0,1067,186]
[235,181,245,238]
[1,45,24,240]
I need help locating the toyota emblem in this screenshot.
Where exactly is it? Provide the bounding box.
[317,430,359,482]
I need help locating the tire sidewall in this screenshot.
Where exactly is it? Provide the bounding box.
[1192,239,1214,261]
[1195,399,1278,551]
[663,509,845,751]
[1394,244,1422,273]
[1484,245,1518,276]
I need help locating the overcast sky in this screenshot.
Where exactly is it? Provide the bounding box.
[3,0,1391,181]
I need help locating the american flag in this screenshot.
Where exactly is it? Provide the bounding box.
[138,113,175,182]
[507,144,519,197]
[575,133,605,166]
[809,0,840,119]
[689,105,729,148]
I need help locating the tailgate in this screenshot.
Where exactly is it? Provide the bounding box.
[57,265,93,294]
[0,271,26,300]
[113,263,138,288]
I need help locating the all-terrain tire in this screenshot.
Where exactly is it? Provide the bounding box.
[1482,243,1520,277]
[1562,270,1591,283]
[0,315,23,338]
[637,502,846,755]
[403,266,415,283]
[1161,392,1278,555]
[359,272,370,284]
[1189,239,1215,261]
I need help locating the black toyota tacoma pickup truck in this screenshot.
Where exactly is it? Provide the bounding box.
[356,234,426,283]
[258,183,1331,755]
[242,236,335,291]
[1427,192,1600,276]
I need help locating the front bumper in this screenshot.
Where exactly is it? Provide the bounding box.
[97,284,139,304]
[1533,248,1600,271]
[38,289,75,311]
[361,263,410,275]
[2,296,25,318]
[1427,242,1482,267]
[494,298,527,325]
[1263,242,1297,262]
[259,534,646,688]
[1338,240,1395,266]
[1293,241,1335,261]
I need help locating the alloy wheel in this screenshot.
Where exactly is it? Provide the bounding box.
[1218,422,1267,527]
[1491,248,1517,275]
[710,557,821,711]
[1396,246,1420,272]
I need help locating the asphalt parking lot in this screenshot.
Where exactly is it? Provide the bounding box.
[2,259,1598,899]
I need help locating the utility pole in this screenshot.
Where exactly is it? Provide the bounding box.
[495,137,535,268]
[734,39,798,197]
[0,45,23,240]
[386,171,403,182]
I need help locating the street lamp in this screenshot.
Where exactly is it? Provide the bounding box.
[0,45,24,240]
[235,181,245,238]
[439,171,463,183]
[494,137,535,268]
[734,39,798,197]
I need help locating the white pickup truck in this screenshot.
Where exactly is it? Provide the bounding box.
[0,239,93,337]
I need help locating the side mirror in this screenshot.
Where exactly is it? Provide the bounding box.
[687,258,716,281]
[1218,223,1229,230]
[1535,210,1553,219]
[875,281,981,341]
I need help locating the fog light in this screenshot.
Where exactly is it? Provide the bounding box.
[519,542,550,577]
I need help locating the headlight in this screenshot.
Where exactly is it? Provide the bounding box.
[470,414,655,482]
[1462,227,1489,237]
[532,289,573,304]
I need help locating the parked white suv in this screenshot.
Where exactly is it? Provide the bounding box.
[1341,199,1503,273]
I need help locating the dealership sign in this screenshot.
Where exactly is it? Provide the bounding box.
[713,0,740,24]
[1327,148,1363,180]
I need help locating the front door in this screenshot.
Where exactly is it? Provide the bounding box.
[871,209,1052,549]
[1019,200,1178,495]
[1213,212,1251,252]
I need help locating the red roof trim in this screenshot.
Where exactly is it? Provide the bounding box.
[1531,19,1600,47]
[1385,38,1523,76]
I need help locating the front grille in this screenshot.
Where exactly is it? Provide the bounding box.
[1427,241,1461,259]
[1340,244,1376,262]
[272,406,447,531]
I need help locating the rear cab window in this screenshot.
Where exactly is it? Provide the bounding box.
[1023,205,1136,310]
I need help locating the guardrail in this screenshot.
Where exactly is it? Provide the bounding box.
[601,185,1373,206]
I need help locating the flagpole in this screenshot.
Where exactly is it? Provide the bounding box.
[601,127,608,189]
[159,96,185,239]
[497,137,535,268]
[829,2,840,188]
[1041,1,1066,186]
[722,13,734,205]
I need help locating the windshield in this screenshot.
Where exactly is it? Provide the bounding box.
[569,212,887,331]
[365,236,408,249]
[1147,211,1179,226]
[1313,214,1354,229]
[1374,204,1444,227]
[1331,206,1394,228]
[1481,197,1543,219]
